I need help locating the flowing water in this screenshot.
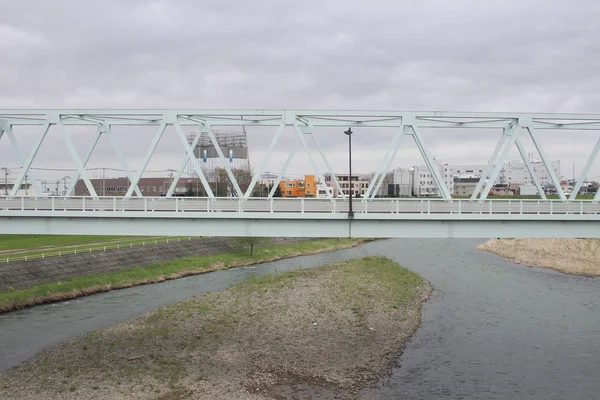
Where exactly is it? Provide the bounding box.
[1,239,599,399]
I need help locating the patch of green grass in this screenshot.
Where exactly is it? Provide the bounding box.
[0,238,365,312]
[0,235,142,253]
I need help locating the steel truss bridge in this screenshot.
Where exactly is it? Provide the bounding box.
[1,109,599,238]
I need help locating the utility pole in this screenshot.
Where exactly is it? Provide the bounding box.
[1,167,9,196]
[345,128,354,218]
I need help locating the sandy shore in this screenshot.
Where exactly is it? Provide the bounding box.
[479,238,600,276]
[0,256,430,399]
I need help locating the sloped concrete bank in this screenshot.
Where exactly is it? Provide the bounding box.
[0,237,309,290]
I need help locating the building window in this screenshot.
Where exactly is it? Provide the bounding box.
[153,186,157,191]
[286,190,292,195]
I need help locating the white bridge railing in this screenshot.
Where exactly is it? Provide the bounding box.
[1,197,600,215]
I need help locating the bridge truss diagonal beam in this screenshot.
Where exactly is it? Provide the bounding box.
[125,123,167,198]
[58,122,99,198]
[293,124,335,199]
[244,122,286,198]
[366,125,406,199]
[104,123,143,197]
[173,122,214,198]
[64,125,103,196]
[514,136,547,200]
[8,122,50,197]
[571,136,600,202]
[166,124,203,197]
[526,126,566,200]
[2,124,43,196]
[268,139,300,198]
[479,125,521,200]
[471,131,508,200]
[407,124,452,200]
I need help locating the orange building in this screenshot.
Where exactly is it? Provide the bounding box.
[279,175,316,197]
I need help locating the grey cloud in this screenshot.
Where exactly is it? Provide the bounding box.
[1,0,599,181]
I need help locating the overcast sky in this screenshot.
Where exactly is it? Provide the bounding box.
[1,0,600,184]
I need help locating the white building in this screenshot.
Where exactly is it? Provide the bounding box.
[502,160,561,186]
[453,160,561,187]
[0,179,46,196]
[411,162,455,197]
[323,173,370,197]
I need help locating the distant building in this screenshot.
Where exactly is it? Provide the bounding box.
[279,175,317,197]
[74,177,204,197]
[411,162,455,197]
[193,128,250,180]
[0,178,42,197]
[391,168,414,196]
[453,177,479,197]
[323,173,370,197]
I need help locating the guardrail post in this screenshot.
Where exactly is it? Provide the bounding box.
[489,201,492,214]
[537,200,540,215]
[82,197,85,211]
[269,198,273,213]
[301,198,305,213]
[113,197,116,212]
[550,201,553,215]
[175,197,179,212]
[427,199,431,214]
[458,200,462,214]
[238,199,242,213]
[580,201,583,215]
[51,196,55,211]
[333,199,336,214]
[21,197,24,211]
[396,199,399,214]
[365,200,368,214]
[520,201,523,214]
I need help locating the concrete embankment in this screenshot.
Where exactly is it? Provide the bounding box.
[0,256,431,399]
[0,237,309,291]
[479,238,600,276]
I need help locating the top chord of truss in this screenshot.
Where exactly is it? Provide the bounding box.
[1,109,600,129]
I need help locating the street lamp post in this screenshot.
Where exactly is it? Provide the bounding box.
[345,127,354,218]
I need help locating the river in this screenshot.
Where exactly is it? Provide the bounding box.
[1,239,599,399]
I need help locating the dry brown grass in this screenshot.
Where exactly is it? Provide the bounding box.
[0,256,430,400]
[479,238,600,275]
